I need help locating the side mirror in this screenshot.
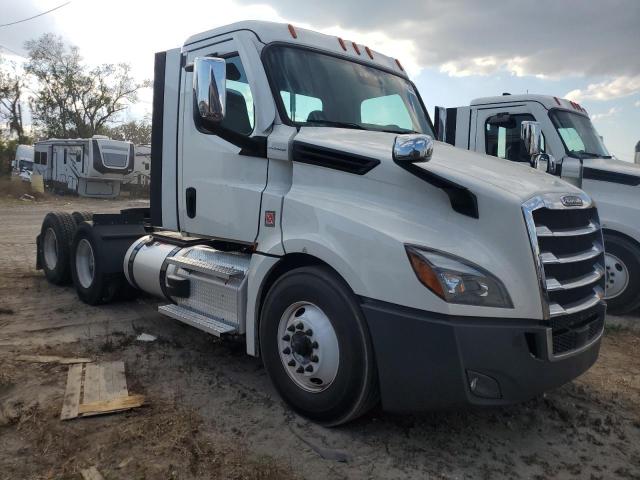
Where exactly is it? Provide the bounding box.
[393,134,434,163]
[434,107,446,142]
[521,120,546,168]
[192,57,226,123]
[520,121,542,157]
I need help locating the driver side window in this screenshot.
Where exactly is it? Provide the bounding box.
[485,113,545,162]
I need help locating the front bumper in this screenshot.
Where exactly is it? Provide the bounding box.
[361,298,604,412]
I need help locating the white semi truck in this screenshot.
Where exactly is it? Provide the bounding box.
[435,95,640,314]
[33,136,134,198]
[36,22,606,425]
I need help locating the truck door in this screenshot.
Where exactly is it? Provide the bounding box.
[178,38,268,243]
[474,105,543,163]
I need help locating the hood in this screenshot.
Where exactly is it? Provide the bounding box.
[582,157,640,186]
[294,127,584,202]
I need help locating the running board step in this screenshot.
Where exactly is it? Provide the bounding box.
[158,304,237,336]
[166,256,244,280]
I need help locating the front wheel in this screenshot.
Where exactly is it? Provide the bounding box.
[260,266,378,426]
[604,233,640,315]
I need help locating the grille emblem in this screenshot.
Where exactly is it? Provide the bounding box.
[561,195,584,207]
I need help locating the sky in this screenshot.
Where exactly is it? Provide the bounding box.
[1,0,639,161]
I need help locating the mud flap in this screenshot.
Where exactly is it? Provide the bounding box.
[36,234,43,270]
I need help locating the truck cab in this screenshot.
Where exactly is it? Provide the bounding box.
[437,94,640,314]
[38,22,607,425]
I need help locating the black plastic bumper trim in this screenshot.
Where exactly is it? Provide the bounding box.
[360,297,601,412]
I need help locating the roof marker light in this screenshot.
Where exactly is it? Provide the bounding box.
[395,59,404,71]
[337,37,347,51]
[553,96,561,106]
[352,42,361,55]
[287,24,297,39]
[365,46,374,59]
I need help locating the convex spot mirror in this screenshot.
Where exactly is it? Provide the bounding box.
[192,57,227,123]
[393,134,434,163]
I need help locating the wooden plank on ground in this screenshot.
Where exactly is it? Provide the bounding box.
[80,466,104,480]
[82,363,102,404]
[103,361,128,398]
[61,360,142,420]
[16,354,93,364]
[78,394,145,416]
[60,363,83,420]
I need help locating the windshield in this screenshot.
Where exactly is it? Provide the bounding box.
[549,110,610,158]
[262,46,432,135]
[19,160,33,171]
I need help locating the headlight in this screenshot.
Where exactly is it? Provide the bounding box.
[405,246,513,308]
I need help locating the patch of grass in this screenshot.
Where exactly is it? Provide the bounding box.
[605,323,629,334]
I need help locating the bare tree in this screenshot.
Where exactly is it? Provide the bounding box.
[0,56,27,142]
[106,119,152,145]
[24,34,149,138]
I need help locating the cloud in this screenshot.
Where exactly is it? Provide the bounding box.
[565,76,640,102]
[590,107,621,121]
[635,100,640,107]
[235,0,640,79]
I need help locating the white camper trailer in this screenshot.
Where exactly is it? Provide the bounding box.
[33,136,134,198]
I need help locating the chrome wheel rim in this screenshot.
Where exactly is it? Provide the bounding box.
[43,228,58,270]
[277,301,339,393]
[75,239,95,289]
[604,252,629,299]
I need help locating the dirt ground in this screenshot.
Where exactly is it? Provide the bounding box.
[0,193,639,480]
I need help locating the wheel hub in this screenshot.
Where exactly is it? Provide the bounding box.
[75,238,95,289]
[291,331,313,361]
[604,252,629,300]
[277,302,340,393]
[43,227,58,270]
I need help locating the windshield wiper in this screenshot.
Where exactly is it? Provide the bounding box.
[304,119,366,130]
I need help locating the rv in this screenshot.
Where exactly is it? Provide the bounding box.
[437,95,640,314]
[33,136,134,198]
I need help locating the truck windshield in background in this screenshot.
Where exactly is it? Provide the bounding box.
[549,110,610,158]
[262,45,432,135]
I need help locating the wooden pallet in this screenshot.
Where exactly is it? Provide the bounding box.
[60,361,144,420]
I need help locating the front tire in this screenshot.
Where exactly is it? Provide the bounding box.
[260,266,378,426]
[604,233,640,315]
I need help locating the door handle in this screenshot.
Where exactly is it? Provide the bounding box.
[186,187,196,218]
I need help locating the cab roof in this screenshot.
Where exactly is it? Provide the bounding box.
[183,20,408,78]
[470,93,589,116]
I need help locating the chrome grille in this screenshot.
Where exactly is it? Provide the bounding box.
[523,192,606,358]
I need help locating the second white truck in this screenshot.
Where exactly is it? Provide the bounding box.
[436,95,640,314]
[36,22,606,425]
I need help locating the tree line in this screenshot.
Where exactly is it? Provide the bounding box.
[0,34,151,172]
